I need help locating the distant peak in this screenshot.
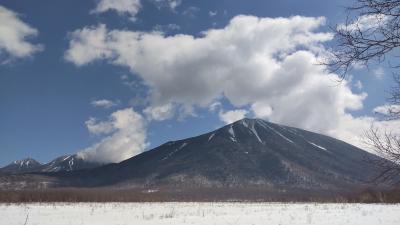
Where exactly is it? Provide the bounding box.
[13,157,40,164]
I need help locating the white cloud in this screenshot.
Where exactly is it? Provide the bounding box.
[77,108,148,163]
[182,6,199,17]
[168,0,182,10]
[143,103,174,121]
[64,24,113,66]
[91,0,141,21]
[373,104,400,115]
[331,115,400,151]
[0,5,42,62]
[91,99,119,108]
[251,103,273,119]
[373,67,385,79]
[153,23,181,33]
[65,15,333,108]
[209,11,217,17]
[151,0,182,10]
[338,14,388,33]
[65,15,400,149]
[85,117,115,135]
[219,109,248,124]
[354,80,363,90]
[208,102,222,112]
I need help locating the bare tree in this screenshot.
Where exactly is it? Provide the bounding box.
[327,0,400,75]
[327,0,400,183]
[365,126,400,183]
[364,75,400,184]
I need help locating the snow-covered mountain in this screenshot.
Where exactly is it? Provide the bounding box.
[0,155,102,174]
[0,158,42,174]
[57,118,390,191]
[1,118,394,196]
[40,155,102,172]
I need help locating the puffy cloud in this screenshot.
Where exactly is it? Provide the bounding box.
[167,0,182,10]
[91,99,119,108]
[373,67,385,79]
[251,103,273,119]
[151,0,182,10]
[219,109,249,124]
[143,103,174,121]
[77,108,148,163]
[208,102,222,112]
[373,104,400,116]
[209,11,217,17]
[0,5,42,62]
[338,14,389,32]
[65,16,332,107]
[65,15,398,149]
[182,6,199,17]
[91,0,141,21]
[85,117,116,135]
[64,24,112,66]
[153,24,181,33]
[331,115,400,150]
[354,80,363,90]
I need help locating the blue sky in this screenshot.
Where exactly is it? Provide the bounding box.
[0,0,397,166]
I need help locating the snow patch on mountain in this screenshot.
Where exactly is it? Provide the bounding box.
[256,120,294,144]
[162,142,188,160]
[308,141,329,152]
[208,133,215,142]
[249,123,263,144]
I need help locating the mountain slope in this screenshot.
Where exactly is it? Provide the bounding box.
[0,155,102,174]
[0,158,42,174]
[59,118,385,191]
[40,155,102,173]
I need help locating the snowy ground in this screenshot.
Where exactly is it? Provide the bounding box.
[1,202,399,225]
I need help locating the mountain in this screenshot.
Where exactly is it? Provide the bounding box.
[0,158,42,174]
[55,118,388,193]
[39,155,102,173]
[0,155,102,174]
[1,118,393,200]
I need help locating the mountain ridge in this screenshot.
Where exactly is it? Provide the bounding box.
[1,118,392,195]
[50,118,386,191]
[0,154,102,174]
[0,158,42,174]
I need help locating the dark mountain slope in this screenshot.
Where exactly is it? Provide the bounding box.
[0,155,102,174]
[39,155,102,173]
[0,158,42,174]
[58,118,384,191]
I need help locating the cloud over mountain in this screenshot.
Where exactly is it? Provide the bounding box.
[65,15,399,149]
[77,108,148,163]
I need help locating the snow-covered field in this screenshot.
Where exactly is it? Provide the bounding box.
[1,202,399,225]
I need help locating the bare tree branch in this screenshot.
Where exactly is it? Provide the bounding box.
[364,126,400,184]
[327,0,400,185]
[324,0,400,77]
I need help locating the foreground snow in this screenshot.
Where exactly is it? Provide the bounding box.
[1,202,399,225]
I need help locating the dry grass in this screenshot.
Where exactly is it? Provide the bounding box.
[0,187,399,203]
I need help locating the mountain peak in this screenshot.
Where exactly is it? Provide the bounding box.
[232,117,262,125]
[11,158,41,167]
[217,118,292,146]
[0,157,42,174]
[40,154,102,173]
[57,118,383,190]
[0,119,389,193]
[0,154,102,174]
